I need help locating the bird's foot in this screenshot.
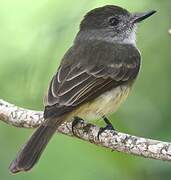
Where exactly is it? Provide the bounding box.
[71,116,84,136]
[97,116,116,140]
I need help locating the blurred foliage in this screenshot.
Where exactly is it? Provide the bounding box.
[0,0,171,179]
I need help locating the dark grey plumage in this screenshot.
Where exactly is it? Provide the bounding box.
[44,41,140,118]
[9,5,156,173]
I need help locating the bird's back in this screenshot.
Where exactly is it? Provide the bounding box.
[44,40,141,120]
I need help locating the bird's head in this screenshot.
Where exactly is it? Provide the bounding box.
[76,5,156,45]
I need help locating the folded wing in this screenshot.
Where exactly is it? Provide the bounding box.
[44,42,140,118]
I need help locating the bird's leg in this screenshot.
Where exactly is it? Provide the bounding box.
[102,116,115,130]
[71,116,84,136]
[97,115,115,139]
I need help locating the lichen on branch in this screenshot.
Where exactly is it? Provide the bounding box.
[1,99,171,162]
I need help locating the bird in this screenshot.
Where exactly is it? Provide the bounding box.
[9,5,156,173]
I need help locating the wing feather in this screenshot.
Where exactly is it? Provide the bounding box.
[44,42,141,119]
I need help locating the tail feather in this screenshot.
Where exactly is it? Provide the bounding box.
[9,123,57,173]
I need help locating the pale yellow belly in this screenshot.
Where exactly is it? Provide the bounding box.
[67,84,131,122]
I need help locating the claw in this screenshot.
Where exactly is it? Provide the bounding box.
[97,116,115,140]
[71,116,84,136]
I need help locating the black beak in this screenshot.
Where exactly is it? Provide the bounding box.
[132,10,156,23]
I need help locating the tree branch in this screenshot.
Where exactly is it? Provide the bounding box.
[1,99,171,162]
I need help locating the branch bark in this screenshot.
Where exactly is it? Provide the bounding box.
[1,99,171,162]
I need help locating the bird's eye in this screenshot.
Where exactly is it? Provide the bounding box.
[108,17,119,26]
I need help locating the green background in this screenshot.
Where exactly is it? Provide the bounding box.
[0,0,171,179]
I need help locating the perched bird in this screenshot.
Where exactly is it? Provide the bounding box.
[9,5,156,173]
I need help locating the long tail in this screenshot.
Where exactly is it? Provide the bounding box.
[9,118,64,174]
